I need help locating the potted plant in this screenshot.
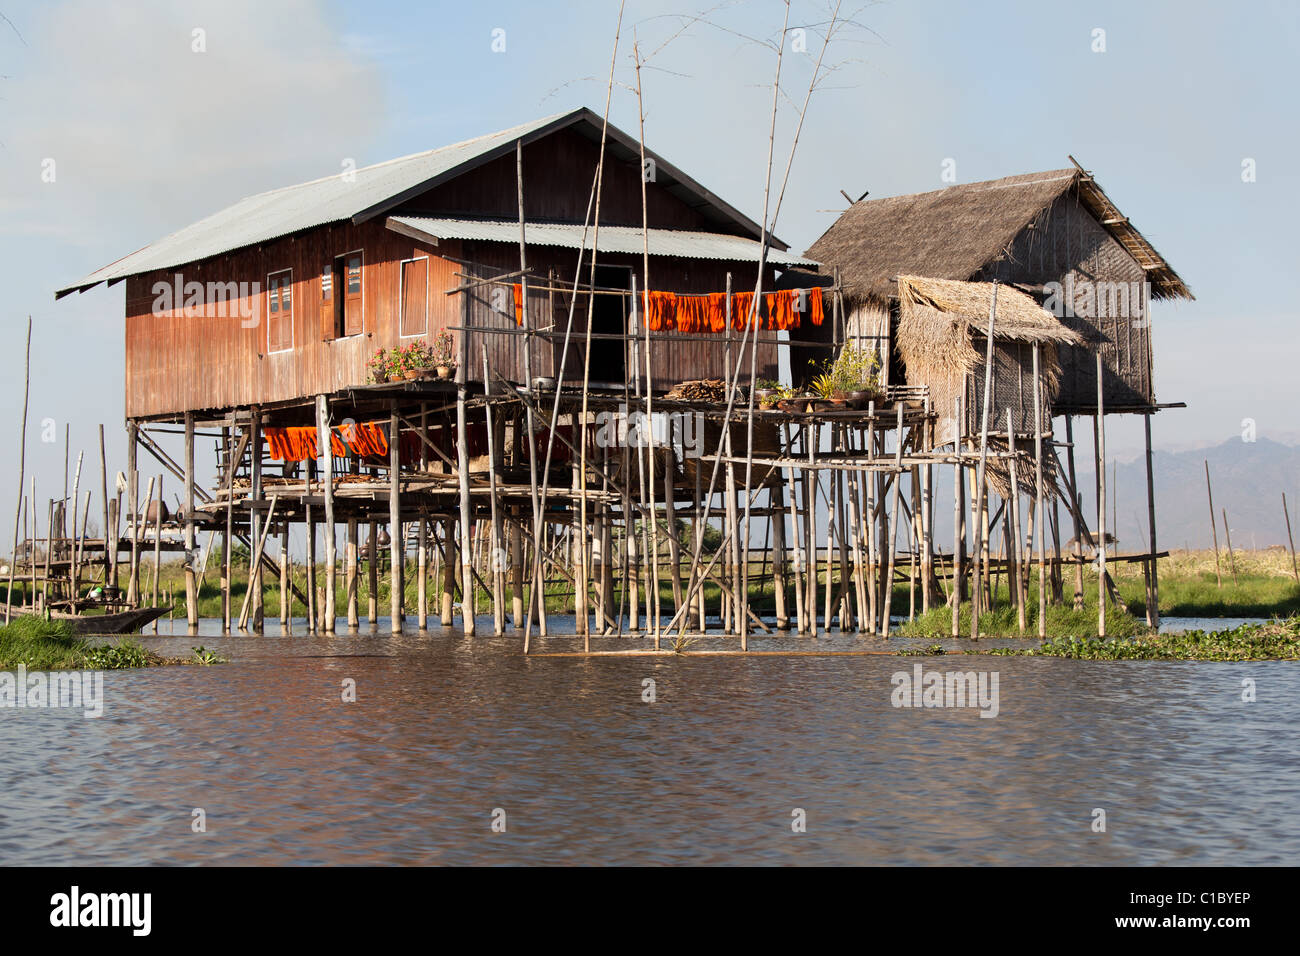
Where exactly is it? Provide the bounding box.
[835,345,882,407]
[399,341,435,380]
[367,347,392,384]
[777,387,812,413]
[430,330,456,380]
[754,378,782,406]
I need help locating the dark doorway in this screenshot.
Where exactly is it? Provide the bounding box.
[588,264,631,385]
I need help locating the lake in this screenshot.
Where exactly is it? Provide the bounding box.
[2,616,1297,865]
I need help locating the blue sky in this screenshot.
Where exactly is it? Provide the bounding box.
[1,0,1297,533]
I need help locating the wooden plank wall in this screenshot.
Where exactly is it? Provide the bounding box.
[123,222,462,420]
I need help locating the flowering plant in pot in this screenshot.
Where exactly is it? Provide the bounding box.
[430,330,456,379]
[367,347,393,383]
[398,341,435,380]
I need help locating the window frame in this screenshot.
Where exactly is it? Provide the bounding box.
[398,255,431,339]
[266,268,294,354]
[336,248,365,338]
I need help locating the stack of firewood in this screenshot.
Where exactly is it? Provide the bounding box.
[665,379,727,403]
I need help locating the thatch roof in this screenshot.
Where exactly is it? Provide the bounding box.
[806,167,1192,304]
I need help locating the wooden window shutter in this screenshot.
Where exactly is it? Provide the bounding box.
[400,258,428,336]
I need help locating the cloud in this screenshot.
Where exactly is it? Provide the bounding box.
[0,0,387,254]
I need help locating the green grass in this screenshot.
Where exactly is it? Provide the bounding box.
[1112,549,1300,618]
[0,616,222,669]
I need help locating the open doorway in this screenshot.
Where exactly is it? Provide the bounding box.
[587,264,631,385]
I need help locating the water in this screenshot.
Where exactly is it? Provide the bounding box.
[2,618,1297,865]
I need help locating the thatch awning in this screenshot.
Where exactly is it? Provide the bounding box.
[894,276,1083,450]
[896,275,1084,371]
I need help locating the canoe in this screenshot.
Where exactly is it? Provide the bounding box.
[11,606,172,635]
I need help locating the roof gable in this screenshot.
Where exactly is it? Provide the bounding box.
[806,166,1190,303]
[57,107,787,298]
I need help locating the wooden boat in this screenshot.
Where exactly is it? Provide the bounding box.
[10,605,171,635]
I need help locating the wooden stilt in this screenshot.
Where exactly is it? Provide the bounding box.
[305,505,317,629]
[1065,417,1086,608]
[347,518,359,629]
[440,518,454,626]
[1143,413,1160,625]
[151,474,163,630]
[390,402,405,635]
[481,350,505,636]
[249,408,264,631]
[221,426,233,632]
[771,481,789,628]
[510,508,525,627]
[279,524,290,627]
[183,413,198,629]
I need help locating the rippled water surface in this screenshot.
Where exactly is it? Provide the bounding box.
[2,617,1297,865]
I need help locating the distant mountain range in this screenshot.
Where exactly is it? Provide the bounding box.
[1076,436,1300,552]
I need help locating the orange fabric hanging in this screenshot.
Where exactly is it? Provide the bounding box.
[265,421,391,462]
[512,284,524,326]
[634,286,825,334]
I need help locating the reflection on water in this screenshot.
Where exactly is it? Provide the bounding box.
[1,618,1296,865]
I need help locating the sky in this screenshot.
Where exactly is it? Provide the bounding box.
[1,0,1297,541]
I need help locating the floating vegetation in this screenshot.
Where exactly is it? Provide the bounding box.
[981,617,1300,661]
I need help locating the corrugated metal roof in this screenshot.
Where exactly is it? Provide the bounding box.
[57,112,576,297]
[387,216,816,266]
[57,107,808,297]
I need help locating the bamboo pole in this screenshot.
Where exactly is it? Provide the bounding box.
[4,317,30,624]
[238,495,279,629]
[1065,417,1086,607]
[98,424,110,588]
[1284,493,1299,584]
[1204,460,1222,587]
[366,518,378,627]
[392,402,407,635]
[482,346,506,636]
[782,423,805,633]
[417,404,429,631]
[1096,354,1107,637]
[1033,344,1047,638]
[69,452,83,602]
[970,282,999,639]
[1222,508,1238,584]
[952,404,963,638]
[316,395,336,632]
[1007,409,1026,634]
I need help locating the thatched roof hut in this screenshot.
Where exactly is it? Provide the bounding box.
[805,165,1192,411]
[894,275,1083,449]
